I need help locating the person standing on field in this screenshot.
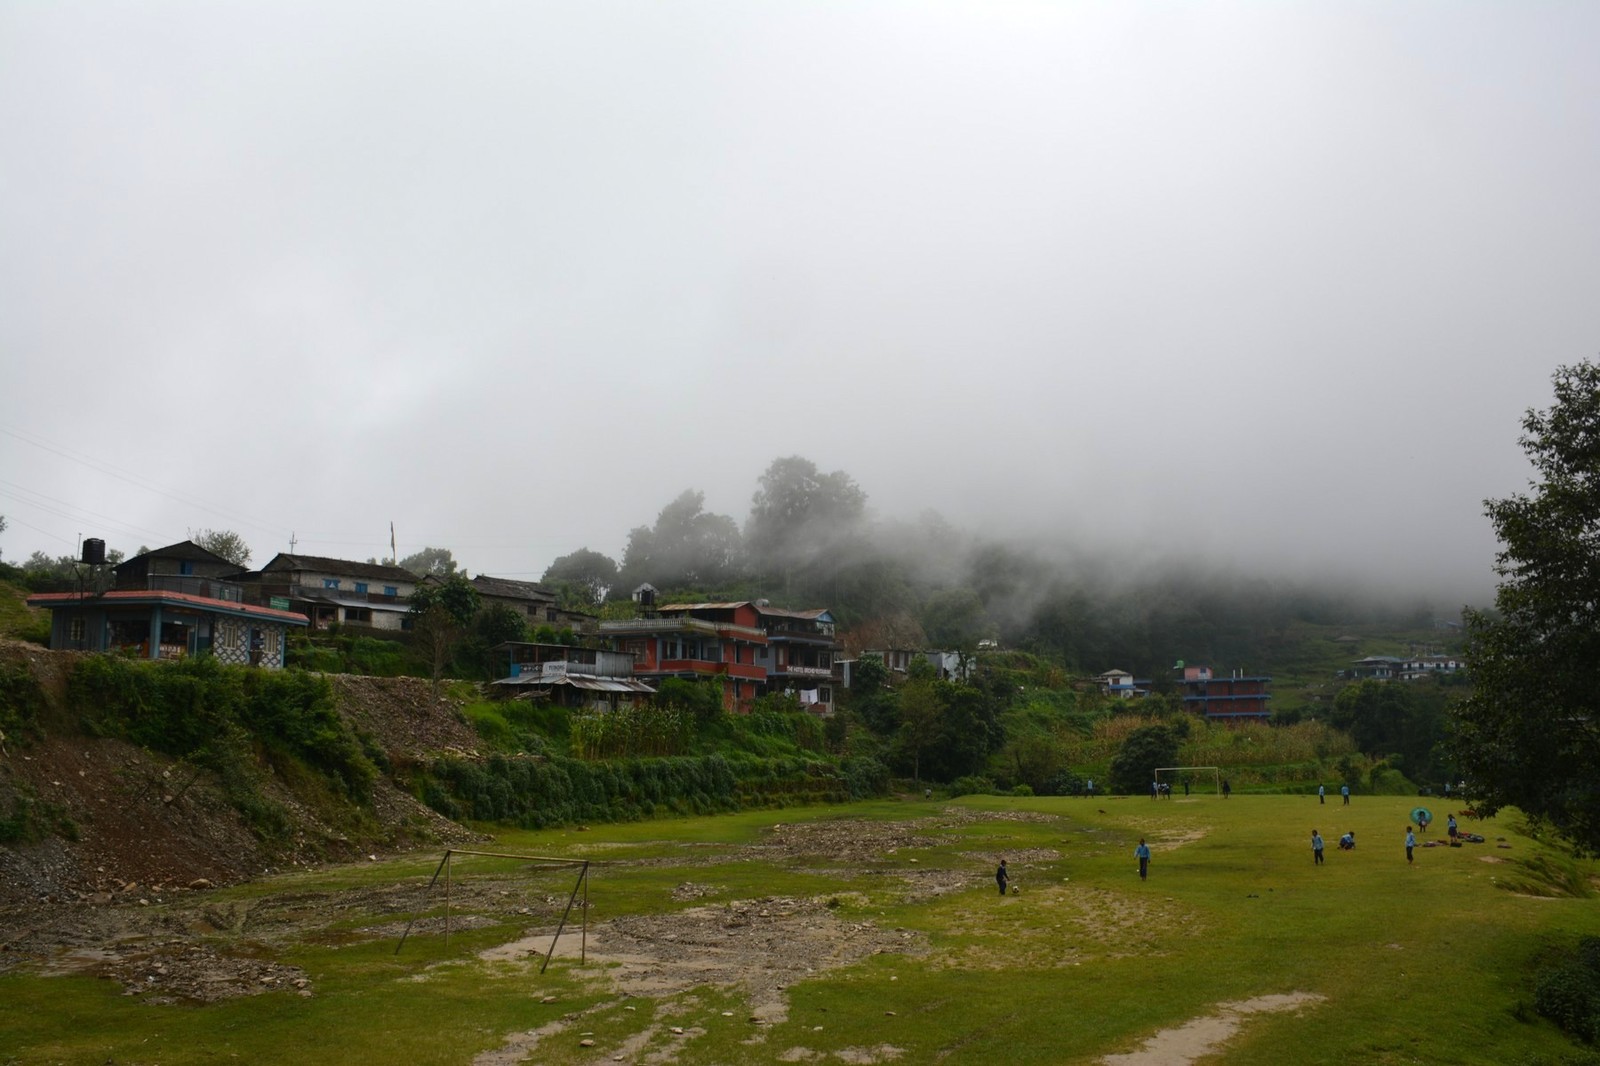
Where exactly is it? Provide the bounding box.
[1341,784,1351,805]
[996,859,1009,895]
[1222,779,1231,799]
[1312,830,1324,865]
[1405,827,1416,865]
[1318,784,1326,804]
[1135,839,1151,880]
[1448,814,1459,841]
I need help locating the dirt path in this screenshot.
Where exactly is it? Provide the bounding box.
[1100,992,1327,1065]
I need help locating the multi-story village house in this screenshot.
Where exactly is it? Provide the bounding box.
[1175,664,1271,721]
[236,553,419,631]
[599,601,770,712]
[752,604,837,713]
[27,541,306,667]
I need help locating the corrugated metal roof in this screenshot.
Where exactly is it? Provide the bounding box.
[471,574,556,600]
[492,675,656,693]
[258,553,419,583]
[658,602,752,612]
[754,605,833,621]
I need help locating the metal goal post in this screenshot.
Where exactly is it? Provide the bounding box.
[1154,766,1221,795]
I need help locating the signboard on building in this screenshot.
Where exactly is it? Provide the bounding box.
[270,597,291,610]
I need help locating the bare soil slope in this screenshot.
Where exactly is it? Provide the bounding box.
[0,641,481,918]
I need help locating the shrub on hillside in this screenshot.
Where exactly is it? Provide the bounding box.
[1535,936,1600,1043]
[67,655,377,809]
[1108,724,1179,795]
[0,663,46,743]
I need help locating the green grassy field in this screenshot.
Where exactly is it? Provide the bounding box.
[2,794,1595,1065]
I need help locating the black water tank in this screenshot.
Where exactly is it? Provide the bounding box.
[81,538,106,565]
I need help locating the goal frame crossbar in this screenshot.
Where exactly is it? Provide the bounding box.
[394,848,591,972]
[1153,766,1222,794]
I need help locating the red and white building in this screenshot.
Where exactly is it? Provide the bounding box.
[599,600,837,713]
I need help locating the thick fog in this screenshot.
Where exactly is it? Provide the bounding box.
[3,2,1596,605]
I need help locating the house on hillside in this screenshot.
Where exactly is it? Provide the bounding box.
[1094,668,1152,698]
[1347,656,1403,680]
[468,575,597,635]
[600,601,769,712]
[27,582,307,667]
[114,540,243,586]
[863,648,919,676]
[1345,653,1462,682]
[236,554,419,631]
[1175,664,1271,721]
[490,641,654,711]
[1398,654,1462,680]
[753,604,837,714]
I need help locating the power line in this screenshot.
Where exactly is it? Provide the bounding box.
[0,487,176,549]
[0,478,175,543]
[0,426,288,536]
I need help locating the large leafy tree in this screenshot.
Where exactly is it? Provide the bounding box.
[745,456,866,594]
[408,575,480,686]
[542,548,619,607]
[1332,680,1448,782]
[1452,360,1600,853]
[400,546,459,577]
[1108,724,1180,796]
[192,529,252,567]
[616,490,742,594]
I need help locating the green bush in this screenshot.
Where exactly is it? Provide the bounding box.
[65,656,378,830]
[1535,936,1600,1043]
[0,794,38,845]
[0,663,46,743]
[842,756,889,799]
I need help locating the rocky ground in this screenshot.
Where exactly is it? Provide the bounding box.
[0,813,958,1012]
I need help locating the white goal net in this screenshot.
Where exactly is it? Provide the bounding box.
[1154,766,1221,796]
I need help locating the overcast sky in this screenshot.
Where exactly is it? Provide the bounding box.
[3,2,1595,604]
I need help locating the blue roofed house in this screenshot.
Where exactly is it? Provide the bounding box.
[27,540,307,667]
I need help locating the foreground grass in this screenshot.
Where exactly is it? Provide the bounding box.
[2,795,1596,1065]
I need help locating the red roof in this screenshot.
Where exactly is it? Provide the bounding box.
[26,590,309,625]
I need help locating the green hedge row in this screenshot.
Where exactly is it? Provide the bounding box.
[419,751,889,828]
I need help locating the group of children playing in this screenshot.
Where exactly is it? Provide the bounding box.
[1311,813,1460,866]
[995,795,1469,894]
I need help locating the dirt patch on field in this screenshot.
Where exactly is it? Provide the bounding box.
[1100,991,1326,1065]
[492,894,923,1025]
[0,803,1054,1018]
[937,882,1203,970]
[1120,823,1210,853]
[43,939,313,1004]
[469,890,921,1065]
